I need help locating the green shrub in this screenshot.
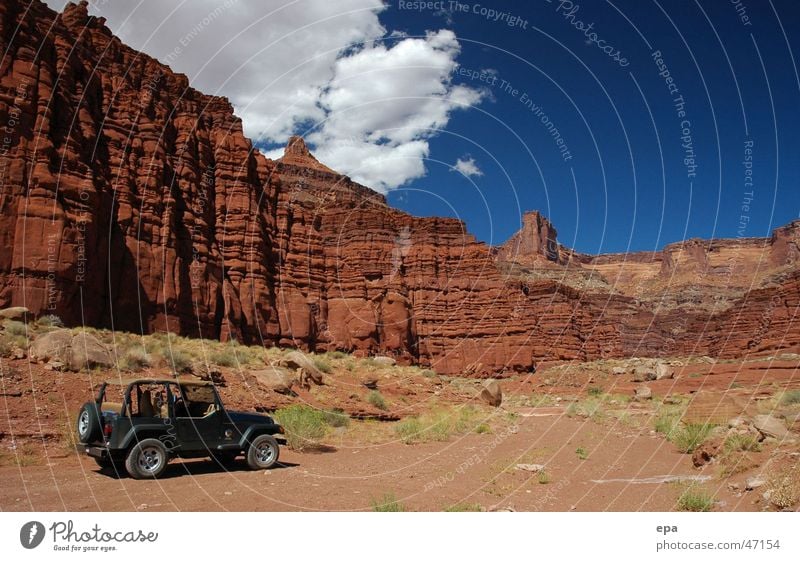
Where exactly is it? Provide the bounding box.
[3,320,27,337]
[421,369,437,378]
[671,423,716,454]
[326,351,347,360]
[444,503,482,512]
[395,417,424,444]
[166,348,193,373]
[211,349,238,367]
[587,386,603,396]
[273,405,327,451]
[371,492,405,512]
[367,390,387,410]
[35,314,64,328]
[538,471,551,484]
[312,356,332,374]
[677,488,713,512]
[474,423,491,434]
[723,433,761,453]
[576,447,588,460]
[654,413,681,439]
[120,347,152,371]
[780,390,800,406]
[322,408,350,428]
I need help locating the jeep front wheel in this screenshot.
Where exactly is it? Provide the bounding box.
[125,439,169,479]
[246,435,280,470]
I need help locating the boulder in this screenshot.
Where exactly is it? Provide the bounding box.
[516,463,545,473]
[692,436,723,467]
[0,307,29,320]
[372,356,396,367]
[360,374,379,390]
[632,366,656,382]
[29,329,73,364]
[745,476,766,490]
[281,351,324,385]
[633,386,652,401]
[611,366,627,376]
[252,366,297,395]
[655,362,675,380]
[752,415,789,440]
[480,380,503,407]
[68,332,114,370]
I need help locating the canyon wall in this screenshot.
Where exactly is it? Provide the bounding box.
[1,1,798,376]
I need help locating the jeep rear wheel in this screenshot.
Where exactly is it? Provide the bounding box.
[125,439,168,479]
[76,403,102,444]
[246,435,279,470]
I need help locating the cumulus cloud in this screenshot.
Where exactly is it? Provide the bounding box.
[44,0,484,192]
[451,156,483,178]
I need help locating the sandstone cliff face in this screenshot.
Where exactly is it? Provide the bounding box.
[1,1,797,376]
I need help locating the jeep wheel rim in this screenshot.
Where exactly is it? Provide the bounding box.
[256,442,275,465]
[138,446,163,472]
[78,411,89,435]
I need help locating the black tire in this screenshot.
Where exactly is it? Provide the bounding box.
[246,435,280,470]
[76,402,102,444]
[124,438,169,479]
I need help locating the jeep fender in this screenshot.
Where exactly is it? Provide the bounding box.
[239,424,281,448]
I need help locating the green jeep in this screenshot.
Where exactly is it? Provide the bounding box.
[76,378,284,479]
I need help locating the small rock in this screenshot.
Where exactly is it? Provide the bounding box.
[634,386,652,401]
[728,416,750,429]
[0,306,29,320]
[728,482,740,491]
[372,356,397,367]
[611,366,627,376]
[753,415,789,440]
[360,375,379,390]
[655,362,675,380]
[516,463,545,473]
[480,380,502,407]
[663,395,681,405]
[632,366,656,383]
[745,477,766,490]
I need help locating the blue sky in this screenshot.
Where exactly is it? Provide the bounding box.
[380,0,800,253]
[48,0,800,254]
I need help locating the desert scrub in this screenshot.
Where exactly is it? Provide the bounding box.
[119,347,152,371]
[565,397,604,421]
[671,423,717,453]
[312,356,333,374]
[273,405,327,451]
[723,433,761,453]
[421,369,437,378]
[779,389,800,406]
[35,314,64,329]
[371,492,405,512]
[3,320,27,337]
[767,465,800,509]
[538,471,551,484]
[366,390,387,410]
[322,408,350,428]
[324,351,348,360]
[654,413,682,439]
[676,487,713,512]
[444,503,482,512]
[575,447,588,460]
[394,406,483,444]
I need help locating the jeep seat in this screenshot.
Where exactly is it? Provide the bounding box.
[139,390,156,417]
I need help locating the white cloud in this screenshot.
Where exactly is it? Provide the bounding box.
[451,156,483,178]
[44,0,483,192]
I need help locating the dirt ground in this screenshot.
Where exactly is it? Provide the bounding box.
[1,353,798,512]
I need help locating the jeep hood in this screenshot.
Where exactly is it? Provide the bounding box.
[226,410,276,425]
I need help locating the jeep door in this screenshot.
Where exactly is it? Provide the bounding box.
[169,383,224,452]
